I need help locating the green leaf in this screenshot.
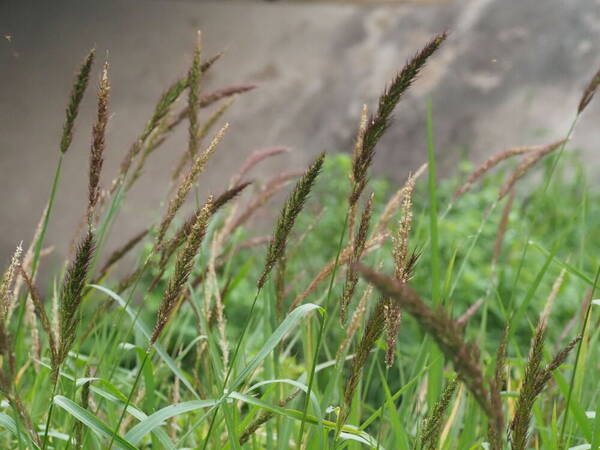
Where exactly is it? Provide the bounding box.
[228,303,324,393]
[229,392,383,449]
[53,395,137,450]
[125,399,216,445]
[246,378,322,419]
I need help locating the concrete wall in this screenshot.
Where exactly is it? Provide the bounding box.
[1,0,599,280]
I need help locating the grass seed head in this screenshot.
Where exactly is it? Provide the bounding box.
[88,61,110,225]
[60,49,95,154]
[350,32,447,207]
[187,31,203,161]
[498,139,567,200]
[58,231,95,368]
[341,193,373,323]
[151,197,213,344]
[258,152,324,289]
[0,243,22,321]
[419,377,458,450]
[578,66,600,114]
[157,123,228,245]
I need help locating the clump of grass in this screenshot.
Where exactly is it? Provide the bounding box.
[2,30,600,450]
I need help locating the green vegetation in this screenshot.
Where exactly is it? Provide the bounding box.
[0,31,599,450]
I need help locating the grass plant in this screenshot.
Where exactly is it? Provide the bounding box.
[0,31,599,450]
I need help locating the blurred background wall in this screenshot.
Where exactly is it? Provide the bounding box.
[1,0,599,280]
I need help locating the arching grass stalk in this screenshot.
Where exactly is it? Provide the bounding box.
[559,265,600,446]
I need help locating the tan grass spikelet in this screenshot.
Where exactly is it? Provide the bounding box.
[151,197,213,344]
[156,123,228,245]
[348,104,369,239]
[453,144,544,202]
[498,139,567,200]
[0,243,22,321]
[18,267,58,368]
[375,162,427,237]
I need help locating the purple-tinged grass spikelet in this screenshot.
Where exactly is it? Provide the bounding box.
[60,49,95,154]
[230,146,290,187]
[258,153,324,289]
[88,61,110,226]
[578,66,600,115]
[151,197,213,344]
[350,32,447,208]
[340,193,373,323]
[498,139,567,200]
[453,144,543,202]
